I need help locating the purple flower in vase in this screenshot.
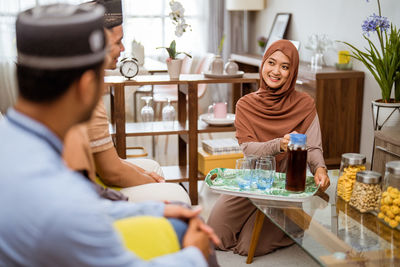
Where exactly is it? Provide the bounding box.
[362,13,390,36]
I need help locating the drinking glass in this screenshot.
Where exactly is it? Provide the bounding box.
[140,96,154,122]
[236,158,251,190]
[256,156,276,189]
[245,155,258,188]
[162,98,175,128]
[255,161,273,190]
[259,155,276,181]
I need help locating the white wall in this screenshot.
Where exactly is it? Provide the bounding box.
[250,0,400,163]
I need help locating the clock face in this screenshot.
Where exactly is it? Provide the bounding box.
[120,59,139,78]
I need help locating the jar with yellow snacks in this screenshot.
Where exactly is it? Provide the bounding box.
[337,153,366,202]
[378,161,400,229]
[349,171,382,213]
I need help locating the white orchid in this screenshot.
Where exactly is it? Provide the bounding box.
[169,0,191,38]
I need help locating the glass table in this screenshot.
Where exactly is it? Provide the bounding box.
[247,170,400,266]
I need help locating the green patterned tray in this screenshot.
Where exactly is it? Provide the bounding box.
[205,168,319,202]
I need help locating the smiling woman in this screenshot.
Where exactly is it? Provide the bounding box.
[261,50,290,89]
[207,40,330,257]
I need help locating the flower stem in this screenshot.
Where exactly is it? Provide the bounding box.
[377,0,382,17]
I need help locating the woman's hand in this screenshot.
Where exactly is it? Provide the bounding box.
[314,167,330,191]
[280,131,298,152]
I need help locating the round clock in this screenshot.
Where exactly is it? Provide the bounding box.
[119,57,139,79]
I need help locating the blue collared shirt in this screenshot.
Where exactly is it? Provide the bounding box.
[0,108,206,267]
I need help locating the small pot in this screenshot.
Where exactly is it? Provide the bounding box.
[166,59,183,80]
[371,99,400,130]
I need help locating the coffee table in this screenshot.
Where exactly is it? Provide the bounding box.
[247,170,400,266]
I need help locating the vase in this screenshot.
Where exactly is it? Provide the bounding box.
[166,59,183,80]
[224,59,239,75]
[259,46,265,55]
[371,99,400,130]
[310,53,324,70]
[210,55,224,75]
[132,40,145,66]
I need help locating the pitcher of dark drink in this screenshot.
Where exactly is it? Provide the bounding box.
[285,134,307,192]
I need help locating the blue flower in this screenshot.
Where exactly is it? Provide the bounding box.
[362,13,390,35]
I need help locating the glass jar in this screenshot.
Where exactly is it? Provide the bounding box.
[337,153,366,202]
[349,171,382,213]
[378,161,400,229]
[285,134,307,192]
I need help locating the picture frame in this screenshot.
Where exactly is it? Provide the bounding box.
[265,13,292,50]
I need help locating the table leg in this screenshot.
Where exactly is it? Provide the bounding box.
[178,84,187,167]
[114,83,126,159]
[188,82,198,205]
[246,209,265,264]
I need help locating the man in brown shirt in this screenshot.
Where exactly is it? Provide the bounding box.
[63,0,190,205]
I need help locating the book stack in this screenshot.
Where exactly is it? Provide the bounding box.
[202,138,241,155]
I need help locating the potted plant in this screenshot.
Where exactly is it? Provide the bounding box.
[157,0,191,80]
[157,40,191,79]
[257,36,268,54]
[343,0,400,129]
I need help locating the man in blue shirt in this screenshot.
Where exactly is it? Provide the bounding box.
[0,3,218,266]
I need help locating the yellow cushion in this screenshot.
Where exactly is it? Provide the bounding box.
[114,216,180,260]
[94,175,122,191]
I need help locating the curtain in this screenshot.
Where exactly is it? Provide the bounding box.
[206,0,230,105]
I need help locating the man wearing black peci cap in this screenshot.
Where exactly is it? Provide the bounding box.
[62,0,192,204]
[0,3,218,266]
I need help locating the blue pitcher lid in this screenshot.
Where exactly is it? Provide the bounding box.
[290,133,306,145]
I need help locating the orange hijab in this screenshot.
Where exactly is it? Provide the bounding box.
[235,40,316,167]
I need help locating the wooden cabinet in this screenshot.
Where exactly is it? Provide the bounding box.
[372,128,400,176]
[231,53,365,168]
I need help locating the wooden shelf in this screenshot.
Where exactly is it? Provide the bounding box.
[162,165,205,183]
[197,120,236,133]
[110,120,236,137]
[110,121,188,137]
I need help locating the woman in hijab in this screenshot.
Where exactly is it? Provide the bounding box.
[207,40,330,256]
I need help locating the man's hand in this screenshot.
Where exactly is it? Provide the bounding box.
[164,204,201,220]
[164,205,221,247]
[182,218,211,260]
[145,171,165,183]
[314,167,330,191]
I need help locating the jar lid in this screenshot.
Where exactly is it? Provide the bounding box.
[341,153,366,165]
[356,171,382,184]
[386,161,400,175]
[290,133,306,146]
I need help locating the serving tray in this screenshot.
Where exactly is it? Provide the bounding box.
[205,168,319,202]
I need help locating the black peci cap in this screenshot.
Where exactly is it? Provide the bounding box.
[91,0,123,29]
[16,4,106,70]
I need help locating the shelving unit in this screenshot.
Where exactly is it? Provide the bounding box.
[105,73,259,204]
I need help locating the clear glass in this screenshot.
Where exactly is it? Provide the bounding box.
[255,159,274,190]
[236,158,251,190]
[258,155,276,179]
[140,96,154,122]
[162,98,175,128]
